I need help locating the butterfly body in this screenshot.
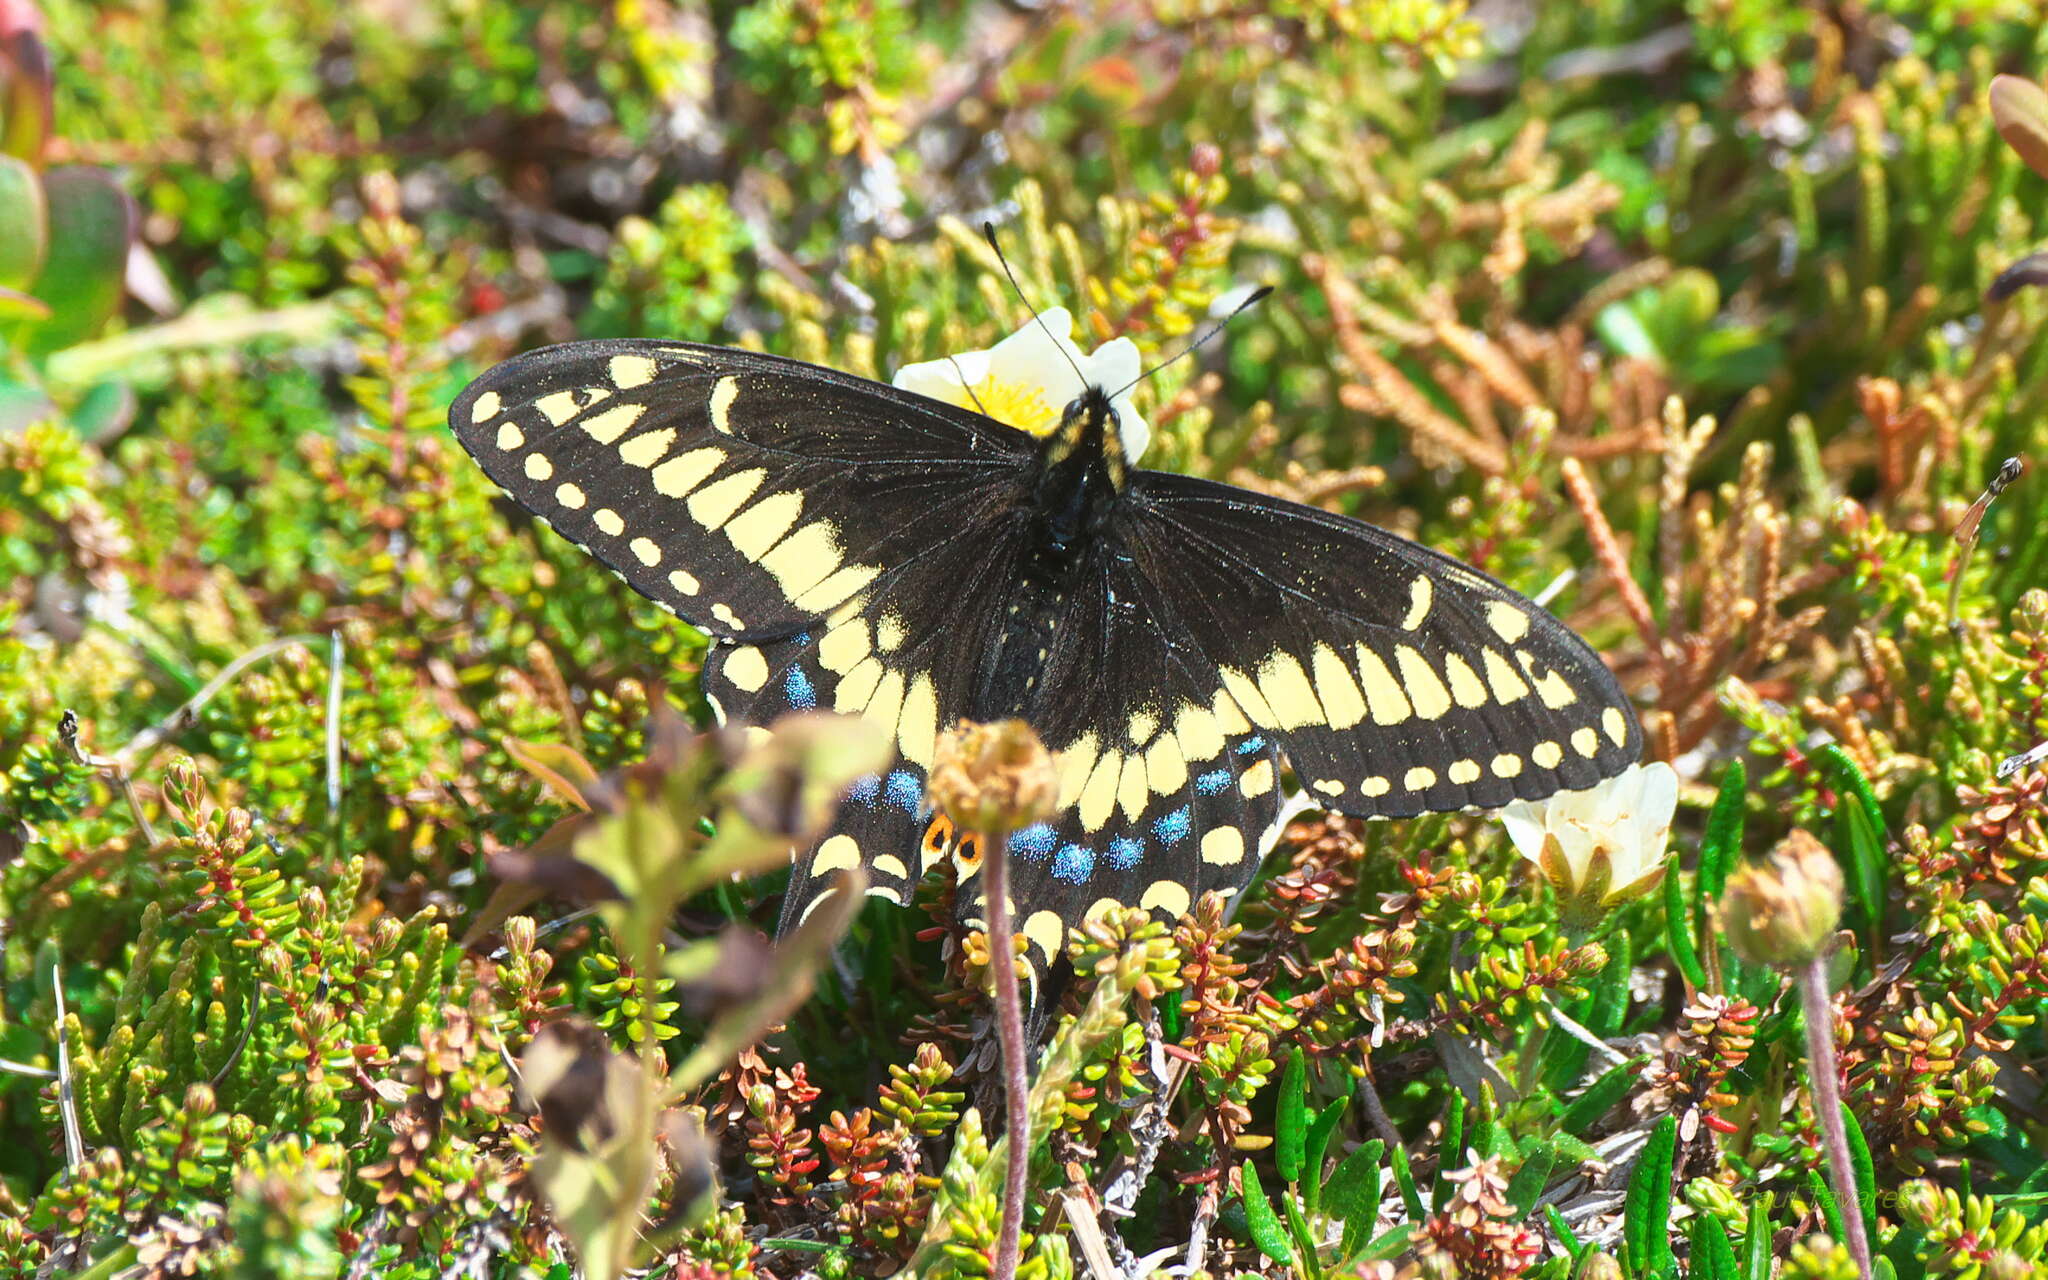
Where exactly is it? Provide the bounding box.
[984,385,1129,718]
[451,336,1642,960]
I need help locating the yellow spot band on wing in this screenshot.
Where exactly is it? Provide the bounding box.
[812,833,860,876]
[723,646,769,692]
[610,355,658,388]
[1402,576,1433,629]
[709,376,740,433]
[617,427,675,469]
[1200,827,1245,865]
[1140,881,1192,917]
[582,402,648,445]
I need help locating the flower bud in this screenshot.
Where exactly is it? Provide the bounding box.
[1721,829,1843,967]
[1893,1179,1946,1233]
[928,719,1058,838]
[1573,1250,1622,1280]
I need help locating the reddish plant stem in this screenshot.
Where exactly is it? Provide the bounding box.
[1800,957,1871,1280]
[981,827,1029,1280]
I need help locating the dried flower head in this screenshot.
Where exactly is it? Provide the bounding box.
[892,307,1150,458]
[927,718,1058,837]
[1500,761,1676,928]
[1722,829,1843,967]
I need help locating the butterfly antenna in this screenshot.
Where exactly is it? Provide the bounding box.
[944,353,994,417]
[981,221,1093,392]
[1110,284,1272,401]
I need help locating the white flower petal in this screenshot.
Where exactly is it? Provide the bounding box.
[1081,336,1150,458]
[893,348,992,405]
[893,310,1154,454]
[988,307,1086,402]
[1079,335,1143,395]
[1500,802,1547,862]
[1500,761,1673,912]
[1209,282,1264,318]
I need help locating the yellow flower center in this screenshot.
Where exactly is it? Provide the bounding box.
[954,376,1060,436]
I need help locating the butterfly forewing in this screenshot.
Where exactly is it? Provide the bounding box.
[1119,472,1641,813]
[450,339,1032,640]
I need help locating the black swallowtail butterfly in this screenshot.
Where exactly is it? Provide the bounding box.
[450,329,1642,964]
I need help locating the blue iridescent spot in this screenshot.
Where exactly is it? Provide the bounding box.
[1107,836,1144,870]
[847,773,882,805]
[1152,806,1192,845]
[884,770,923,813]
[784,666,817,709]
[1234,735,1267,755]
[1052,843,1095,883]
[1008,823,1057,859]
[791,631,813,647]
[1195,768,1232,796]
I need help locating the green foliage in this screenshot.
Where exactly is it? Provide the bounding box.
[5,0,2048,1275]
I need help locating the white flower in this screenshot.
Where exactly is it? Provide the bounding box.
[1501,761,1677,925]
[892,307,1151,460]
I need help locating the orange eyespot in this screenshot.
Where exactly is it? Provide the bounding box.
[922,813,955,857]
[955,832,984,867]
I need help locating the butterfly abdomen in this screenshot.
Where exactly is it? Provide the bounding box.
[977,532,1087,720]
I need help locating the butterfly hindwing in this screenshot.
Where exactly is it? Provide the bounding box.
[1119,471,1642,814]
[450,339,1034,640]
[701,509,1035,932]
[971,542,1288,965]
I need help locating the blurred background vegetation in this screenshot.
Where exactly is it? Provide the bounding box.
[4,0,2048,1276]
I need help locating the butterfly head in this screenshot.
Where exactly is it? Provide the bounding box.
[1044,382,1131,489]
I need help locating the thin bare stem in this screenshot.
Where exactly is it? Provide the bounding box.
[112,634,324,771]
[1799,957,1871,1280]
[53,960,84,1168]
[981,826,1030,1280]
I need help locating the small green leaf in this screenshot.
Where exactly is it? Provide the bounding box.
[1691,1214,1738,1280]
[1992,74,2048,181]
[1435,1088,1465,1210]
[1327,1139,1385,1258]
[1560,1056,1647,1137]
[1549,1131,1600,1165]
[1665,852,1707,992]
[1504,1142,1556,1217]
[1389,1143,1425,1222]
[1818,744,1885,950]
[1324,1139,1383,1218]
[26,166,134,353]
[1594,297,1661,361]
[1545,1204,1583,1261]
[0,155,46,289]
[0,282,49,322]
[1240,1162,1295,1266]
[1277,1045,1308,1186]
[1281,1189,1322,1280]
[1303,1096,1350,1219]
[1357,1225,1418,1262]
[1743,1192,1773,1280]
[1808,1168,1845,1244]
[1623,1113,1677,1275]
[1842,1101,1878,1253]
